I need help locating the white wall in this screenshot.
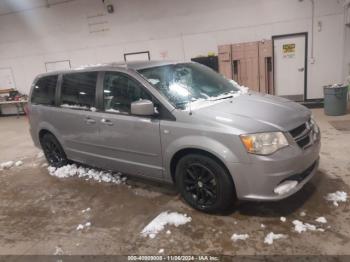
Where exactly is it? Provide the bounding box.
[0,0,348,99]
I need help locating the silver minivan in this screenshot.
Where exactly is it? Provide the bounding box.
[28,61,320,213]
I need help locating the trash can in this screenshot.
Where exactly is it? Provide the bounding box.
[323,85,348,116]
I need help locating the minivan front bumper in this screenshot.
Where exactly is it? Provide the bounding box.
[227,138,321,201]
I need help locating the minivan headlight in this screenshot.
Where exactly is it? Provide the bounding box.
[310,115,319,134]
[240,132,289,155]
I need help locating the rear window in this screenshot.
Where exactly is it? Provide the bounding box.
[31,75,58,105]
[60,72,97,110]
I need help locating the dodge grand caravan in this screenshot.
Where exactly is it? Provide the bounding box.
[28,61,321,213]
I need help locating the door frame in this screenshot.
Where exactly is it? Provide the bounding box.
[272,32,308,101]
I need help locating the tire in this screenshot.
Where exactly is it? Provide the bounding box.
[175,154,236,214]
[40,133,68,168]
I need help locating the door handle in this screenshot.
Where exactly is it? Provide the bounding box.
[298,67,305,72]
[101,118,114,126]
[85,117,96,125]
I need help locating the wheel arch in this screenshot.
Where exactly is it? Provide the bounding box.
[169,148,234,186]
[36,122,63,147]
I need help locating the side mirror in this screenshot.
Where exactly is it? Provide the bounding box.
[131,99,155,116]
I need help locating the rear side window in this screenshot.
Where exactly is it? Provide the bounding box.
[61,72,97,110]
[31,75,58,105]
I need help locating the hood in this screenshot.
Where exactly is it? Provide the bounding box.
[194,93,311,133]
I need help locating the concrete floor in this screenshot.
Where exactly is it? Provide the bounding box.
[0,109,350,255]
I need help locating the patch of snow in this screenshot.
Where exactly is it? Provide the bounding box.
[300,211,306,217]
[1,161,14,169]
[41,163,48,167]
[90,107,97,112]
[231,233,249,242]
[76,224,84,230]
[48,164,125,184]
[74,63,104,70]
[15,161,23,167]
[141,211,191,239]
[228,79,249,94]
[37,151,44,158]
[292,220,317,233]
[105,108,120,113]
[158,249,164,254]
[54,246,64,255]
[166,230,171,235]
[280,217,286,222]
[317,228,325,232]
[76,222,91,231]
[148,79,160,85]
[261,224,266,229]
[315,217,327,224]
[325,191,348,206]
[61,104,89,110]
[264,232,286,245]
[82,207,91,213]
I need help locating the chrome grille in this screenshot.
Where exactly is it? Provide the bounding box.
[289,119,319,149]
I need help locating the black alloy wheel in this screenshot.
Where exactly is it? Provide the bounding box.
[175,154,236,213]
[183,163,218,207]
[40,133,68,167]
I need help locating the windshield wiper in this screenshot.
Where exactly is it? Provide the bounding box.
[210,94,234,101]
[209,90,239,101]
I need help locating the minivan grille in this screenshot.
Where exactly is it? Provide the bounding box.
[289,123,307,138]
[289,119,318,149]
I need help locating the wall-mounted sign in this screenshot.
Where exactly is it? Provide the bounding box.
[0,67,16,89]
[45,60,71,72]
[124,51,150,62]
[282,43,295,58]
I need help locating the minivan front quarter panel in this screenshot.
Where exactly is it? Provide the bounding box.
[160,121,252,180]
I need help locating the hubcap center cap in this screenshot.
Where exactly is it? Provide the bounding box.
[197,181,203,188]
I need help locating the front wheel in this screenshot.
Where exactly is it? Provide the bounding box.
[175,154,236,213]
[40,133,68,167]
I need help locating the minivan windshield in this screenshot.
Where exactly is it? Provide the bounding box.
[137,63,240,109]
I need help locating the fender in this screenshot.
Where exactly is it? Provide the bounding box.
[164,135,248,181]
[37,121,64,148]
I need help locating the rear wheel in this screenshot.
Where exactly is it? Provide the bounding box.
[175,154,236,213]
[40,133,68,167]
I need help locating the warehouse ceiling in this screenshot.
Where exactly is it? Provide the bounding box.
[0,0,74,16]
